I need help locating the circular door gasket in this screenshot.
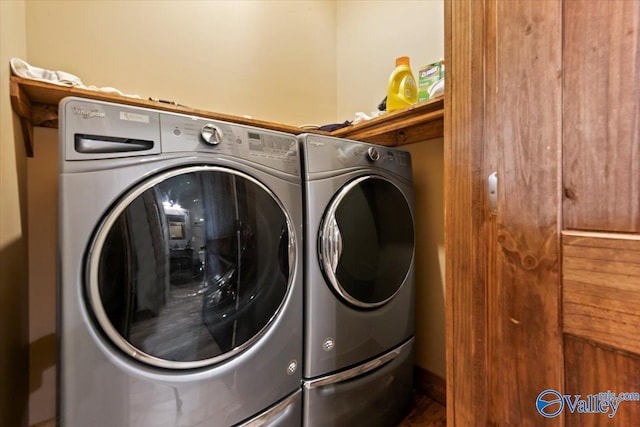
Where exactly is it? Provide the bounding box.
[318,175,414,309]
[86,165,296,369]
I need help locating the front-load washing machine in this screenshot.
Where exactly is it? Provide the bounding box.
[58,97,303,426]
[298,134,416,426]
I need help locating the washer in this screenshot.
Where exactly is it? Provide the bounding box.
[58,97,303,427]
[298,134,415,426]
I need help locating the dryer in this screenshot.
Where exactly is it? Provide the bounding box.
[58,97,303,426]
[299,134,416,426]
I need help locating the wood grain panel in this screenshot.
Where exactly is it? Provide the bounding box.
[444,0,489,425]
[485,0,563,424]
[563,0,640,232]
[340,117,444,147]
[565,336,640,426]
[332,97,443,139]
[563,232,640,356]
[335,109,443,142]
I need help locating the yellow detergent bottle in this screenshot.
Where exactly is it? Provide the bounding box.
[387,56,418,112]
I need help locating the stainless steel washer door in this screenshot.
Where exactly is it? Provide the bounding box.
[86,165,295,369]
[318,175,414,308]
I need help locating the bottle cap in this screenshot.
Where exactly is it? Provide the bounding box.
[395,56,410,67]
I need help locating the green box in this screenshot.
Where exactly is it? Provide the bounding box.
[418,61,443,102]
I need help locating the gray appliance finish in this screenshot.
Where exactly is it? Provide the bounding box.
[299,134,416,426]
[58,97,303,427]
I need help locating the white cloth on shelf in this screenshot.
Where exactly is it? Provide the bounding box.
[10,57,81,86]
[10,57,140,98]
[352,110,386,125]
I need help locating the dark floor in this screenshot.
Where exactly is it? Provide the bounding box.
[397,393,447,427]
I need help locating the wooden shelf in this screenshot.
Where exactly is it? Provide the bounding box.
[331,97,444,146]
[10,76,443,156]
[9,76,314,157]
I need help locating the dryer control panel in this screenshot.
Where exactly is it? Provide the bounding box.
[300,134,412,181]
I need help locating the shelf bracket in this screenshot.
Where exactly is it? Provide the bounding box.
[9,78,34,157]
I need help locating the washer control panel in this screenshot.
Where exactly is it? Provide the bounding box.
[160,113,299,175]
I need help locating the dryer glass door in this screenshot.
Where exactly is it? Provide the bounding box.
[87,166,294,369]
[319,175,414,308]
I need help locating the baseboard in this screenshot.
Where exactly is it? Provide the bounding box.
[413,365,446,407]
[30,419,55,427]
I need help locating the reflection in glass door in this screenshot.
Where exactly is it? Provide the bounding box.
[319,176,414,308]
[89,166,294,369]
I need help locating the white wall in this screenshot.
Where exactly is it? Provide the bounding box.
[0,1,29,426]
[25,0,338,127]
[336,0,444,121]
[404,139,446,379]
[24,0,445,126]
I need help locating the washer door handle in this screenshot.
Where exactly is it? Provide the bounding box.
[324,216,343,272]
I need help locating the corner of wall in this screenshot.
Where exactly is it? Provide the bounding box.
[1,1,30,426]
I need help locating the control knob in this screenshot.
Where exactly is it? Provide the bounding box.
[367,146,380,161]
[201,124,223,145]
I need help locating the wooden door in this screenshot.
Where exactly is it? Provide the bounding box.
[446,0,563,424]
[562,1,640,426]
[446,0,640,425]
